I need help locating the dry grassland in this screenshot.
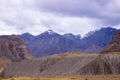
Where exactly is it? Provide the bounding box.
[1,75,120,80]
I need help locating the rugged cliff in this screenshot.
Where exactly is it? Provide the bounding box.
[101,29,120,53]
[0,35,31,61]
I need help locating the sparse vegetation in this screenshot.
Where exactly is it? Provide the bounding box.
[0,60,9,78]
[1,75,120,80]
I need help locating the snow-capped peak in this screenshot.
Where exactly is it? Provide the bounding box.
[46,30,56,35]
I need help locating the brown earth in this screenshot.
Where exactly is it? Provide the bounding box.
[101,29,120,53]
[0,35,32,61]
[3,52,120,77]
[0,59,8,77]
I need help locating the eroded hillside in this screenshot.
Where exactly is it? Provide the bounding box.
[3,52,120,77]
[0,35,32,61]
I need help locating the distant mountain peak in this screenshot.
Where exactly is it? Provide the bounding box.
[19,33,34,44]
[64,33,81,40]
[45,30,57,35]
[21,33,33,36]
[64,33,74,36]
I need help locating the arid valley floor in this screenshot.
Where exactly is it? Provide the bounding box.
[2,75,120,80]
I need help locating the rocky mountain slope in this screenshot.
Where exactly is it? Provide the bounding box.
[101,29,120,53]
[0,35,32,61]
[3,52,120,77]
[20,27,116,57]
[21,30,82,57]
[19,33,34,44]
[81,27,116,53]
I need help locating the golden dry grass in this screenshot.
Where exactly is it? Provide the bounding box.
[0,60,8,67]
[2,75,120,80]
[0,59,9,75]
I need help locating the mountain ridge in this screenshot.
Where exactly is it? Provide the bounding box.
[20,27,116,57]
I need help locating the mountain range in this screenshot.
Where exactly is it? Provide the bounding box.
[1,27,120,77]
[20,27,116,57]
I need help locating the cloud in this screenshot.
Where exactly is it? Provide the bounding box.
[0,20,20,35]
[33,0,120,26]
[0,0,120,36]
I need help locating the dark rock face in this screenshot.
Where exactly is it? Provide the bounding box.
[20,27,116,57]
[101,29,120,53]
[0,35,31,61]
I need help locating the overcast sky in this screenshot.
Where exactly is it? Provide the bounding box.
[0,0,120,36]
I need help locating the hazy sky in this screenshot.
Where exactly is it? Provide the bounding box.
[0,0,120,36]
